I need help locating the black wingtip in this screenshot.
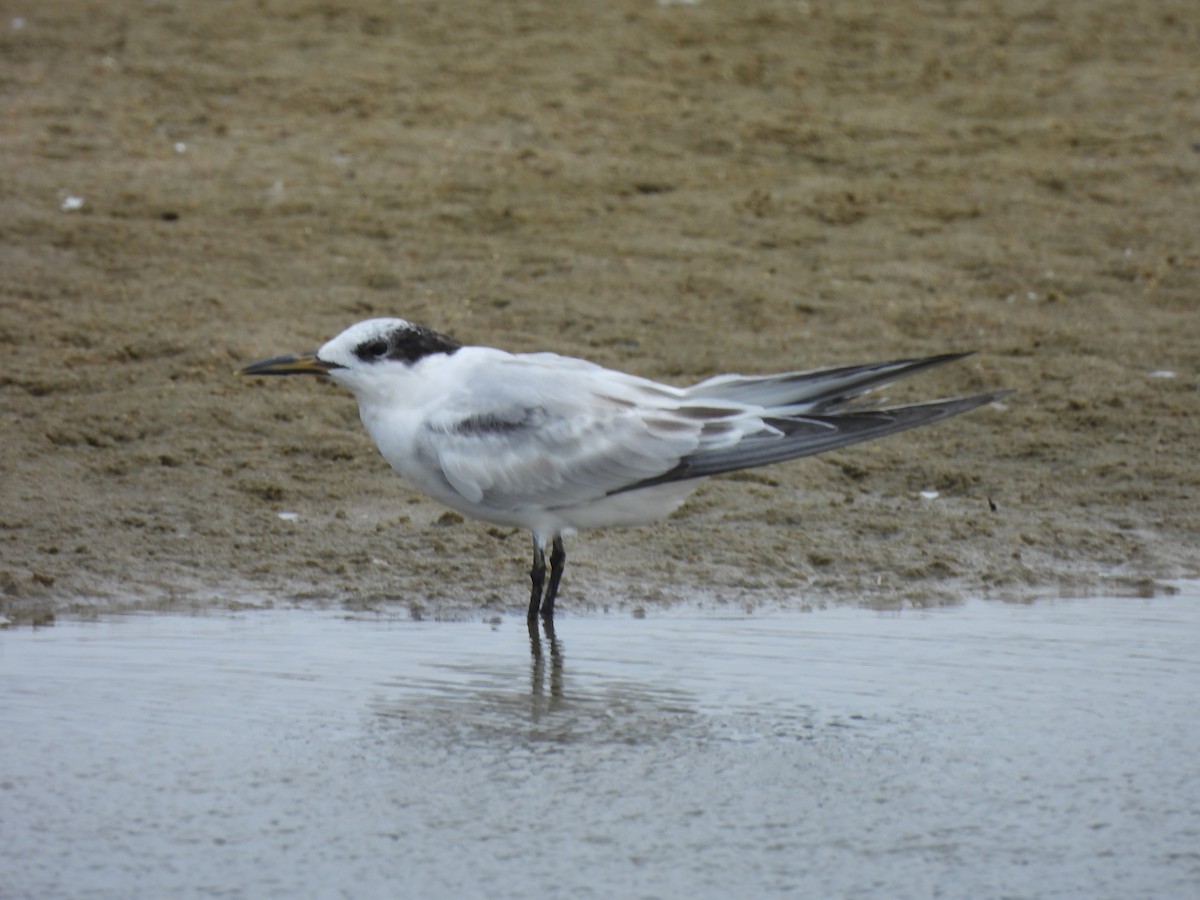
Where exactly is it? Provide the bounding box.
[615,386,1012,494]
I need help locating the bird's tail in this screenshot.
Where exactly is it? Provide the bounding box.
[685,352,976,414]
[616,351,1011,493]
[631,390,1012,486]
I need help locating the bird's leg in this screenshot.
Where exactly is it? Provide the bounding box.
[541,536,566,622]
[528,535,547,623]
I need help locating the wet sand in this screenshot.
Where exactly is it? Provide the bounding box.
[3,1,1198,621]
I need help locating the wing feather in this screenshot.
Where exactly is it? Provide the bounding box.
[617,391,1011,492]
[686,353,973,413]
[415,359,750,512]
[409,351,1007,512]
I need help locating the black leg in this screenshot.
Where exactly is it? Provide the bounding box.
[528,537,546,623]
[541,536,566,622]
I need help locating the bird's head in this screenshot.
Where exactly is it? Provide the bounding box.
[239,318,463,392]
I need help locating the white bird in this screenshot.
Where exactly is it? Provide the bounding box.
[241,318,1010,622]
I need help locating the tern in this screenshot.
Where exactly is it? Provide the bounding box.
[241,318,1009,622]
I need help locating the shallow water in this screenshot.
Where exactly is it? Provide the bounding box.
[3,590,1199,899]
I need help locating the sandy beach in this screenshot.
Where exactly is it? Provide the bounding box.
[3,0,1197,622]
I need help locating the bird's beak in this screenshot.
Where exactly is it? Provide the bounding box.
[238,352,337,377]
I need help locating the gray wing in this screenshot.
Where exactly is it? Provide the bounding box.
[416,352,1009,508]
[615,390,1011,493]
[686,353,974,413]
[415,359,761,512]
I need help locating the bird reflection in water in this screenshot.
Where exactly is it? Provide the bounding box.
[528,617,564,707]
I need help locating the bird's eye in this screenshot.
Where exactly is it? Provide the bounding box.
[353,337,396,363]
